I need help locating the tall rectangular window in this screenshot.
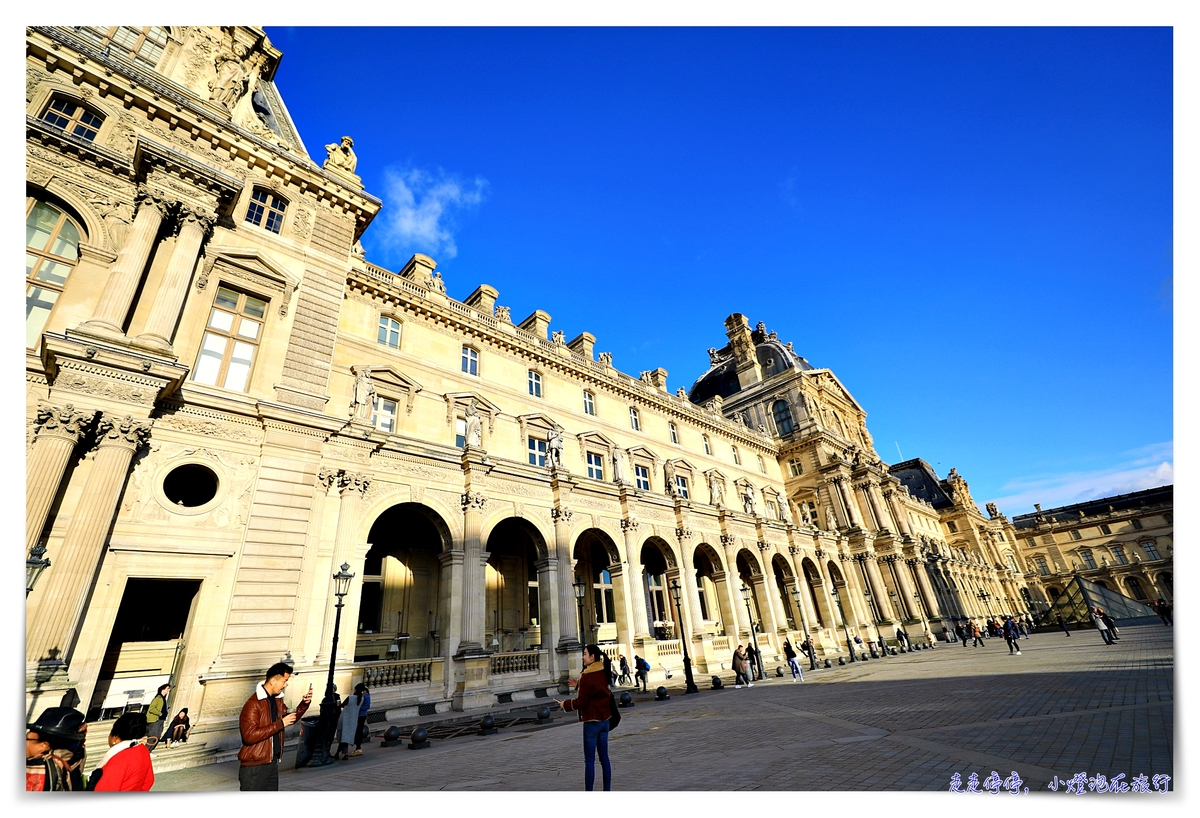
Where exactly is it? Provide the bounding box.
[583,391,595,416]
[1143,542,1160,560]
[788,458,802,477]
[462,346,478,375]
[757,454,766,473]
[587,452,604,480]
[702,435,711,455]
[629,407,640,431]
[371,397,398,434]
[245,189,286,234]
[1099,524,1111,535]
[1080,549,1096,570]
[593,569,616,624]
[765,500,777,519]
[675,475,689,499]
[635,464,650,491]
[1070,530,1082,540]
[669,423,679,444]
[527,436,547,467]
[192,286,266,393]
[528,370,542,397]
[455,418,467,448]
[731,446,741,465]
[378,316,400,348]
[1034,556,1049,576]
[1111,546,1128,565]
[1130,518,1143,530]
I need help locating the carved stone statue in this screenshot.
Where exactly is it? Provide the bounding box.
[985,502,999,519]
[350,367,376,424]
[546,425,564,470]
[324,135,358,173]
[209,43,249,110]
[664,460,678,495]
[825,505,839,531]
[495,305,511,323]
[708,473,724,507]
[598,352,613,367]
[463,399,482,449]
[798,502,811,526]
[779,500,793,524]
[552,330,566,345]
[741,483,757,516]
[612,448,628,484]
[430,272,447,294]
[707,347,722,366]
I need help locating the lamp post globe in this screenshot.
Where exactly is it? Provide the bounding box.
[668,579,699,694]
[26,542,51,597]
[572,577,587,647]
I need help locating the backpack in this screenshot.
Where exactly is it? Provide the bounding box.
[637,657,650,672]
[607,692,621,731]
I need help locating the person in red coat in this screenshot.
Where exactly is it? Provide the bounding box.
[87,712,154,791]
[555,644,612,790]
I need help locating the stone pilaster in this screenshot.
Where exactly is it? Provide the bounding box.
[552,506,580,652]
[861,554,897,621]
[315,471,371,666]
[134,203,216,351]
[908,558,942,620]
[26,402,95,553]
[883,488,912,536]
[26,414,152,669]
[455,491,489,657]
[621,520,651,639]
[77,187,170,338]
[677,537,705,639]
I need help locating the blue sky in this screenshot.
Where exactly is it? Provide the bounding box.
[265,26,1173,514]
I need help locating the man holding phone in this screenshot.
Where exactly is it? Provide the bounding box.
[237,662,312,791]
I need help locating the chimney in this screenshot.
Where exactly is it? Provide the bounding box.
[518,310,552,339]
[567,332,596,359]
[724,313,762,389]
[464,284,499,315]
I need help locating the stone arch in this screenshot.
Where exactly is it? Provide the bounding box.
[1157,572,1172,597]
[573,528,622,643]
[801,557,829,628]
[735,549,768,632]
[640,537,676,637]
[483,517,548,651]
[771,554,798,630]
[692,542,728,631]
[1123,576,1148,601]
[482,513,549,562]
[357,502,453,661]
[360,498,454,553]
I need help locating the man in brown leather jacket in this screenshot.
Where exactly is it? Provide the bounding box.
[237,662,312,791]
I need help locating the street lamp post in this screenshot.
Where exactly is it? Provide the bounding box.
[977,589,993,621]
[668,579,699,694]
[862,588,886,657]
[572,577,587,647]
[739,584,764,680]
[828,585,856,662]
[791,585,817,671]
[26,542,51,597]
[888,589,904,648]
[309,562,355,767]
[913,590,928,636]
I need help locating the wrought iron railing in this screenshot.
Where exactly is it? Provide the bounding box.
[489,650,543,675]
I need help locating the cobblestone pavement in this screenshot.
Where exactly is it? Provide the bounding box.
[154,624,1173,792]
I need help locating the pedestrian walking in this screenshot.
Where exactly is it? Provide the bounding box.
[1098,609,1119,640]
[1090,608,1115,645]
[554,644,613,791]
[925,628,936,649]
[164,708,191,747]
[1155,599,1172,626]
[1057,614,1071,636]
[971,620,985,647]
[732,645,753,688]
[26,706,87,791]
[237,661,312,791]
[940,624,950,644]
[145,683,170,751]
[783,639,803,681]
[1003,616,1022,655]
[1018,619,1029,639]
[334,686,360,760]
[353,683,371,756]
[618,655,632,686]
[800,635,815,664]
[633,655,650,691]
[954,621,967,647]
[86,712,154,791]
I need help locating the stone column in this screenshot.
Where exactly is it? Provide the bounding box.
[622,521,651,639]
[749,573,780,635]
[315,472,371,667]
[854,482,880,530]
[888,556,919,620]
[553,509,579,651]
[787,549,818,633]
[882,489,912,536]
[709,570,740,637]
[26,414,152,667]
[834,477,864,528]
[678,544,705,639]
[134,204,216,351]
[840,556,871,626]
[866,483,893,532]
[456,492,489,656]
[26,403,95,554]
[607,562,637,654]
[863,555,897,621]
[908,558,942,619]
[719,536,751,636]
[79,187,170,336]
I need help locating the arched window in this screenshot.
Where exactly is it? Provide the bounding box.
[772,399,794,435]
[702,434,711,455]
[79,26,170,68]
[461,345,478,375]
[1124,577,1147,601]
[26,198,82,349]
[1047,587,1062,600]
[245,188,287,234]
[40,97,104,142]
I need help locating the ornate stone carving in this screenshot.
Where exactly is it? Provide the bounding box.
[552,330,566,345]
[54,370,157,406]
[676,527,693,540]
[209,41,250,110]
[463,399,483,449]
[34,402,95,441]
[96,414,153,450]
[461,492,488,512]
[551,507,573,523]
[317,467,338,490]
[985,502,1000,519]
[495,305,511,323]
[154,414,260,443]
[620,518,639,532]
[598,352,613,367]
[720,533,737,547]
[338,471,371,496]
[546,425,564,471]
[349,366,377,424]
[291,205,314,241]
[323,136,358,173]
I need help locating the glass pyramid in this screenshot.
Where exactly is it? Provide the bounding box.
[1043,574,1161,626]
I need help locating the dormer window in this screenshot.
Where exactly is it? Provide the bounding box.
[79,26,170,68]
[245,188,286,234]
[772,399,794,435]
[40,97,103,142]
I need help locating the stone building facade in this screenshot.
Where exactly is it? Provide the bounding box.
[1009,485,1173,616]
[24,26,1031,760]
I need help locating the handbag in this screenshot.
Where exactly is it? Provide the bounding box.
[607,692,621,731]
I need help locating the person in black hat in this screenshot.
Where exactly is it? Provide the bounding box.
[26,706,87,791]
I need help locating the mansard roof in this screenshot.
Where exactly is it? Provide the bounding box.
[887,458,955,510]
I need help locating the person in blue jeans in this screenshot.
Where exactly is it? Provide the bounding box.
[556,644,612,790]
[352,683,370,756]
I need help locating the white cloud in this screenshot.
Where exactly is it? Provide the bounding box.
[375,166,487,262]
[987,442,1174,514]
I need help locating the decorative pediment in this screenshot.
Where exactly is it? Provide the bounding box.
[445,391,501,434]
[516,411,560,443]
[704,468,728,482]
[577,429,617,460]
[626,445,659,466]
[666,456,698,473]
[805,369,864,413]
[360,365,423,415]
[197,245,300,316]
